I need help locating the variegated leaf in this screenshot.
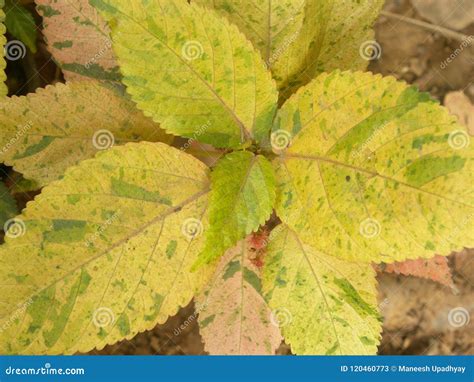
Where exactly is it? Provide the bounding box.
[197,237,282,354]
[36,0,119,81]
[274,70,474,263]
[91,0,278,149]
[0,142,214,354]
[263,224,381,354]
[0,81,171,186]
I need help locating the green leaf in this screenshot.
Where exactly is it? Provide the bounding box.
[0,81,171,186]
[192,0,305,67]
[0,142,214,354]
[273,70,474,264]
[0,180,17,229]
[91,0,278,149]
[197,237,282,354]
[5,1,37,53]
[36,0,119,81]
[196,151,276,266]
[0,0,7,97]
[262,224,381,355]
[272,0,384,99]
[8,173,40,194]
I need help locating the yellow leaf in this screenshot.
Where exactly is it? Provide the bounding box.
[273,0,384,99]
[0,81,171,187]
[263,224,381,354]
[0,142,214,354]
[192,0,305,68]
[274,70,474,263]
[91,0,278,149]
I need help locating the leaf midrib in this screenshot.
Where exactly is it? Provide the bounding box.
[291,230,343,355]
[281,153,473,208]
[113,1,252,143]
[0,188,210,320]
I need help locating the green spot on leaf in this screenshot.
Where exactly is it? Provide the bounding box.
[166,240,178,259]
[334,277,378,318]
[111,178,172,205]
[13,136,56,160]
[223,260,241,280]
